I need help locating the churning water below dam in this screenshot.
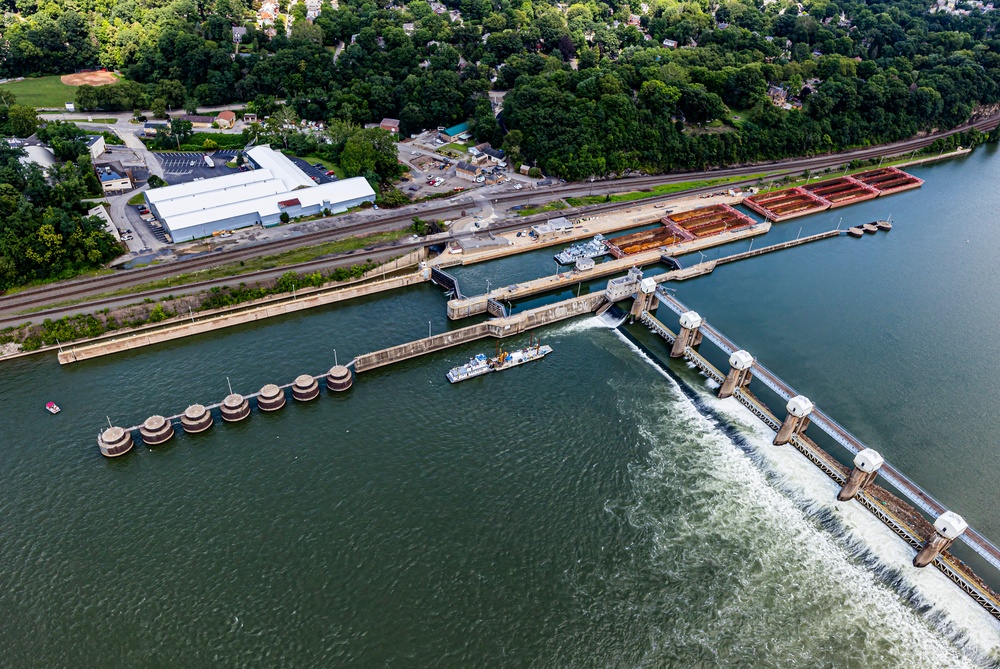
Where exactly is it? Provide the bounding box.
[3,149,1000,666]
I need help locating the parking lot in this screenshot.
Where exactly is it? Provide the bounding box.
[287,156,338,184]
[154,151,241,183]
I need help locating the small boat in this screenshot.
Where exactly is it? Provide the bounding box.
[45,401,61,414]
[447,353,492,383]
[447,339,554,383]
[875,219,892,231]
[847,227,864,238]
[862,223,879,234]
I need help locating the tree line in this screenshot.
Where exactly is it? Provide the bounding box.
[4,0,1000,180]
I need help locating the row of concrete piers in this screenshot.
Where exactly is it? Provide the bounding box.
[662,307,970,570]
[97,365,354,457]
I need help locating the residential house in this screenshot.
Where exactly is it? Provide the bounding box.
[143,121,169,137]
[482,146,505,165]
[455,161,481,181]
[232,26,247,43]
[380,118,401,134]
[181,115,216,128]
[662,38,678,48]
[216,110,237,129]
[244,113,258,124]
[402,22,415,35]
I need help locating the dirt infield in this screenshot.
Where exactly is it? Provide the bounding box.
[60,71,118,86]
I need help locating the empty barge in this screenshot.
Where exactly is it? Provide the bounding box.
[606,204,756,258]
[743,187,831,222]
[802,176,879,208]
[853,167,924,195]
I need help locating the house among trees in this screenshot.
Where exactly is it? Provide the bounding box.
[181,114,216,128]
[379,118,400,134]
[232,26,247,43]
[216,111,237,129]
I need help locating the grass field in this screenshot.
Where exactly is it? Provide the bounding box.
[564,174,764,207]
[516,200,568,216]
[0,75,78,108]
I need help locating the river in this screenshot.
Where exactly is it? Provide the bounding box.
[1,150,1000,666]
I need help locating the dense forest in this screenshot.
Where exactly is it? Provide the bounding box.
[4,0,1000,176]
[0,124,121,289]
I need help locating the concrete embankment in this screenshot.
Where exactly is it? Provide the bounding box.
[354,293,606,372]
[446,226,843,321]
[58,270,429,365]
[446,224,768,319]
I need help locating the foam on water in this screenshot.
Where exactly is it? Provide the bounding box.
[609,328,1000,666]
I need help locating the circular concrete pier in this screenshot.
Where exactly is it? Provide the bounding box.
[326,365,353,392]
[257,383,286,412]
[220,393,251,422]
[139,415,174,446]
[98,426,134,458]
[292,374,320,402]
[181,403,213,433]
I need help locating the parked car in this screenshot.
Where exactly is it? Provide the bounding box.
[313,163,325,170]
[373,204,379,210]
[189,160,196,166]
[326,170,336,176]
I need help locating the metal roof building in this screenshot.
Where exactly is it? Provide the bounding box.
[145,147,376,242]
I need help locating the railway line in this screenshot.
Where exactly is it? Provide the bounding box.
[1,110,994,322]
[0,179,762,324]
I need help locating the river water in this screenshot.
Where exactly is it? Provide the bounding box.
[2,150,1000,667]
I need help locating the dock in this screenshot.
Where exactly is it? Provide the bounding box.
[447,228,843,320]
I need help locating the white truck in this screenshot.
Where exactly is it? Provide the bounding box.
[203,155,215,168]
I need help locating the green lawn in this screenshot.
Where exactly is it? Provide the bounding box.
[0,75,78,108]
[564,174,764,207]
[127,192,146,205]
[516,200,568,216]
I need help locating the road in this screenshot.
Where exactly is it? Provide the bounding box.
[4,110,997,323]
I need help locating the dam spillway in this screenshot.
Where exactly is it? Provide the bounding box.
[638,289,1000,618]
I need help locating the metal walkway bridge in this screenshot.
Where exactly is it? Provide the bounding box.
[654,287,1000,574]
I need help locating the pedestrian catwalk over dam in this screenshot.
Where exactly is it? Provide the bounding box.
[652,288,1000,576]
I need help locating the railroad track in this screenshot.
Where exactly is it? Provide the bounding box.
[2,113,995,319]
[0,177,764,327]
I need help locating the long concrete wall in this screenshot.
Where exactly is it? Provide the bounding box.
[353,293,606,373]
[58,271,429,364]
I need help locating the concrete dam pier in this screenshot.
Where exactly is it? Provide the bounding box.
[636,289,1000,620]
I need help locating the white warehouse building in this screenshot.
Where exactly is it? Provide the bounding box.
[145,146,376,242]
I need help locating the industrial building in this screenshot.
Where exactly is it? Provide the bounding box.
[145,146,376,242]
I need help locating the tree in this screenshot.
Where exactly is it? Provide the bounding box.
[147,175,167,188]
[7,105,39,137]
[151,98,168,119]
[168,119,194,149]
